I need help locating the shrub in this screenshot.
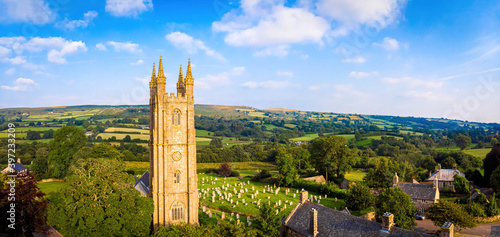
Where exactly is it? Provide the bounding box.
[464,202,486,217]
[230,170,240,177]
[217,162,232,177]
[473,193,488,205]
[292,180,347,199]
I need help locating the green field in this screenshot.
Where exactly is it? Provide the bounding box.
[37,181,69,200]
[344,169,367,182]
[290,133,354,142]
[463,148,491,159]
[98,133,150,140]
[399,130,424,136]
[197,162,277,171]
[104,127,148,134]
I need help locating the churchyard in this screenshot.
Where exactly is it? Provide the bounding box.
[197,173,347,218]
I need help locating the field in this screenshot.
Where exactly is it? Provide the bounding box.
[290,133,354,142]
[98,133,150,140]
[463,148,491,159]
[344,169,367,182]
[37,181,69,200]
[104,127,148,134]
[124,161,278,175]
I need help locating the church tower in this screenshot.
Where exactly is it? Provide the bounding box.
[149,56,199,231]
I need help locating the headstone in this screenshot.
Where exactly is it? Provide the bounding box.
[276,209,279,215]
[236,213,240,219]
[222,212,225,220]
[209,212,212,218]
[231,213,234,216]
[290,201,293,206]
[279,200,281,206]
[257,199,261,206]
[318,200,321,204]
[238,193,241,198]
[335,197,337,202]
[242,199,245,204]
[236,201,239,205]
[293,193,296,198]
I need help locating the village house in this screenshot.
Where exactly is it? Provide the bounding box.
[134,171,149,197]
[281,190,449,237]
[426,164,465,192]
[393,173,439,212]
[303,175,326,184]
[1,158,28,176]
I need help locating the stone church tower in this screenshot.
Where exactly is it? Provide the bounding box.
[149,56,199,230]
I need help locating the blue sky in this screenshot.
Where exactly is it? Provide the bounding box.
[0,0,499,123]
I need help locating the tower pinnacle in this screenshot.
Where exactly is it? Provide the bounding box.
[158,56,166,82]
[178,64,183,82]
[150,63,157,88]
[186,58,192,79]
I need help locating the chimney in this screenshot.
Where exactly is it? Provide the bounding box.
[17,158,21,164]
[438,164,441,170]
[452,164,457,171]
[310,208,318,237]
[393,172,399,187]
[300,189,308,204]
[439,222,454,237]
[381,212,394,232]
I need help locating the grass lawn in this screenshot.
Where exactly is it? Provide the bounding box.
[344,169,367,182]
[104,127,148,134]
[98,133,150,140]
[463,148,491,159]
[399,130,424,136]
[196,129,212,137]
[290,133,354,142]
[124,161,150,175]
[366,135,402,140]
[198,162,277,171]
[356,139,373,146]
[37,181,69,200]
[17,139,52,144]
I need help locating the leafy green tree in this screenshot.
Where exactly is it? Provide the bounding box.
[426,201,476,230]
[218,162,233,177]
[90,143,124,160]
[487,193,500,216]
[490,166,500,192]
[484,144,500,187]
[276,148,297,187]
[363,157,393,188]
[309,135,354,179]
[419,155,437,171]
[123,135,132,142]
[48,126,87,178]
[210,138,223,148]
[288,146,310,170]
[26,131,41,140]
[456,134,472,150]
[346,184,375,211]
[47,158,153,237]
[154,223,215,237]
[0,174,49,237]
[453,174,470,194]
[442,156,456,169]
[255,203,281,237]
[464,202,486,217]
[375,187,416,230]
[217,221,258,237]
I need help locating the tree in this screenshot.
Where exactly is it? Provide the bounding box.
[255,203,280,237]
[210,138,223,148]
[276,148,297,187]
[363,157,393,188]
[154,223,215,237]
[483,144,500,187]
[288,146,310,170]
[217,162,233,177]
[48,126,87,178]
[309,135,354,179]
[89,143,124,161]
[0,174,49,236]
[456,134,472,150]
[487,193,500,216]
[346,184,375,211]
[123,135,132,142]
[490,166,500,192]
[47,158,153,237]
[426,201,476,230]
[26,131,41,140]
[442,156,456,169]
[375,187,416,230]
[453,174,470,194]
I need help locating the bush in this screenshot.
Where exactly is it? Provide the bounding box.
[346,184,375,211]
[464,202,486,217]
[217,162,232,177]
[292,180,347,199]
[473,193,488,205]
[230,170,240,177]
[251,169,272,182]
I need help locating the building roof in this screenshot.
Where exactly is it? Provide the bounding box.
[285,201,433,237]
[134,171,149,196]
[426,169,465,182]
[396,182,438,201]
[1,163,27,174]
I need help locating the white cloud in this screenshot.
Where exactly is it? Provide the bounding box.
[1,78,38,91]
[333,84,369,98]
[105,0,153,17]
[277,70,294,77]
[382,77,444,88]
[3,37,88,64]
[196,67,245,90]
[214,5,329,47]
[3,56,26,65]
[242,80,290,89]
[349,71,378,78]
[0,36,26,47]
[96,43,107,51]
[373,37,399,50]
[341,56,366,63]
[56,11,98,30]
[131,59,143,65]
[308,85,321,90]
[254,45,289,57]
[165,32,226,61]
[0,0,56,24]
[0,46,11,57]
[5,68,15,75]
[404,91,452,101]
[106,41,142,53]
[135,76,148,84]
[316,0,405,29]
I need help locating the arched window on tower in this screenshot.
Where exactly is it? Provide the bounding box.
[172,109,181,126]
[171,201,184,221]
[174,170,180,184]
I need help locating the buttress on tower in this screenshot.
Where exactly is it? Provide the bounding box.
[149,56,199,230]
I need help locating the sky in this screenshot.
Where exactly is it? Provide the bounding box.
[0,0,499,123]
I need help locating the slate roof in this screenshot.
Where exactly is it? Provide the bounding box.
[285,201,434,237]
[1,163,27,174]
[396,182,438,201]
[426,169,465,182]
[134,171,149,196]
